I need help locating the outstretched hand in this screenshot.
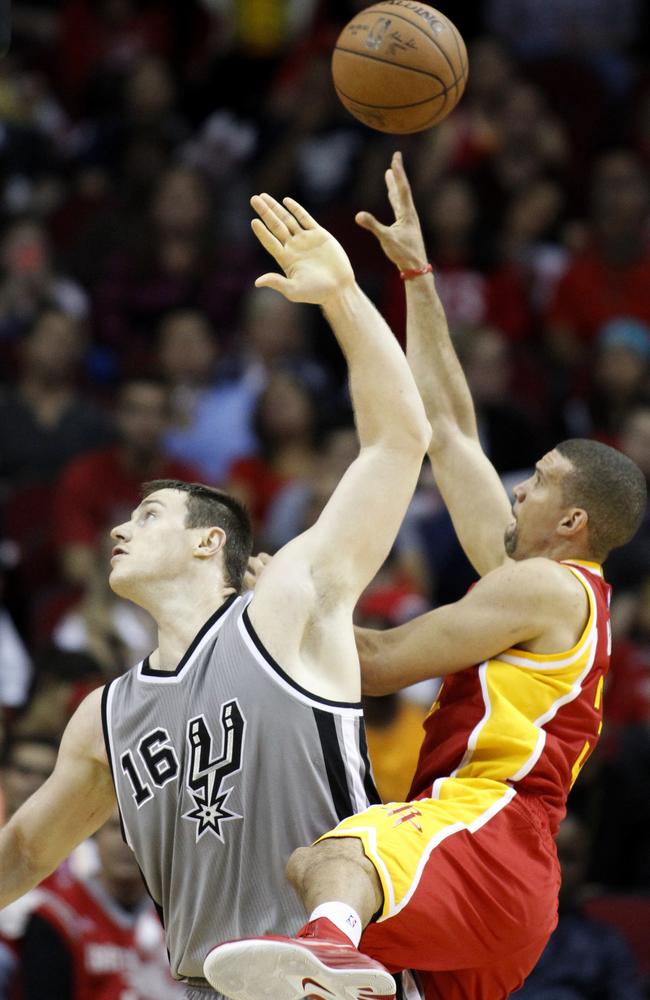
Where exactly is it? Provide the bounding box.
[356,151,428,271]
[251,194,355,305]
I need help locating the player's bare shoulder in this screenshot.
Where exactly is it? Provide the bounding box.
[61,685,110,770]
[501,557,590,654]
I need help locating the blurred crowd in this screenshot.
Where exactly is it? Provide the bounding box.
[0,0,649,996]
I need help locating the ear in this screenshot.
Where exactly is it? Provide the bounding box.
[557,507,588,538]
[193,526,227,560]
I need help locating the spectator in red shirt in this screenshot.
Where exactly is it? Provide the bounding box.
[54,375,197,593]
[21,812,183,999]
[0,733,59,996]
[546,149,650,369]
[92,164,253,365]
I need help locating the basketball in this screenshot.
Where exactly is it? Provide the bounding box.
[332,3,468,134]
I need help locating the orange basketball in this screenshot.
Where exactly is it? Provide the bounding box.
[332,3,468,134]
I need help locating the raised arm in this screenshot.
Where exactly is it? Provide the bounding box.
[246,194,430,696]
[0,688,115,908]
[357,152,513,576]
[357,558,588,695]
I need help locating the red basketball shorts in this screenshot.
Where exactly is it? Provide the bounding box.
[317,780,560,1000]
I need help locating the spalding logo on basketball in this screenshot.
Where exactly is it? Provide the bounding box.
[332,2,468,134]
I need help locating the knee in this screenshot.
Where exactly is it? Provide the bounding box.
[286,838,375,889]
[286,845,315,891]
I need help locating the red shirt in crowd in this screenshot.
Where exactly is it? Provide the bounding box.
[54,445,198,548]
[547,248,650,344]
[605,638,650,727]
[21,868,180,999]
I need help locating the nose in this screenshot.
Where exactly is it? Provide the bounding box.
[512,481,527,504]
[512,483,524,503]
[110,521,130,542]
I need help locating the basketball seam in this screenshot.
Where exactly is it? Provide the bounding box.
[334,82,449,110]
[444,20,468,95]
[334,44,447,86]
[421,18,459,102]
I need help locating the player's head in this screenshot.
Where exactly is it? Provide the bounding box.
[505,439,647,562]
[0,732,59,818]
[115,374,171,460]
[109,480,252,605]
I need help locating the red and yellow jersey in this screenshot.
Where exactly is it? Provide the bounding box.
[409,560,611,834]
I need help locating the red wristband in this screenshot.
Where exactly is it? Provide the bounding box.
[399,263,433,281]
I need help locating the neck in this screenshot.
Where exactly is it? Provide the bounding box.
[522,539,593,563]
[146,585,233,671]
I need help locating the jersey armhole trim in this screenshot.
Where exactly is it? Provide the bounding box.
[500,566,598,669]
[241,605,362,712]
[100,680,117,786]
[100,679,133,849]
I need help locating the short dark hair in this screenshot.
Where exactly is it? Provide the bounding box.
[556,439,647,560]
[142,480,253,592]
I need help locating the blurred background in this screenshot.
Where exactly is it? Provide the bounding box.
[0,1,649,996]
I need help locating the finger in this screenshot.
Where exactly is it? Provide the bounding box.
[355,211,387,238]
[283,197,318,230]
[251,218,289,264]
[254,272,294,296]
[256,552,272,566]
[385,169,403,218]
[251,194,292,244]
[260,193,300,235]
[390,150,416,205]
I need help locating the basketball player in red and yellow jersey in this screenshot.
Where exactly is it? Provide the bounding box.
[204,155,647,1000]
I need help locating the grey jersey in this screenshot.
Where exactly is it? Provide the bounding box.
[102,593,379,984]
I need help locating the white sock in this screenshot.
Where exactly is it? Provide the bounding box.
[309,902,363,947]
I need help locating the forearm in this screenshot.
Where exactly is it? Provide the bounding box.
[323,284,429,450]
[0,822,54,909]
[356,626,407,696]
[405,271,478,442]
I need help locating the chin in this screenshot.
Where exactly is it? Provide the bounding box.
[108,567,137,600]
[504,528,518,558]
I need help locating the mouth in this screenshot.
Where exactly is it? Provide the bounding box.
[111,547,127,562]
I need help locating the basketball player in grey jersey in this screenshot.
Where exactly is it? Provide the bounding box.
[0,194,429,999]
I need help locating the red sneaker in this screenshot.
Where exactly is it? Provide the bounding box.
[203,919,396,1000]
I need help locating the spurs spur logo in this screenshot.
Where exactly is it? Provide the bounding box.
[183,701,246,842]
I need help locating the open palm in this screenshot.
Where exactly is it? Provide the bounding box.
[251,193,355,305]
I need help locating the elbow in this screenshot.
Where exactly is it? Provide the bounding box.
[406,396,432,453]
[427,419,466,456]
[414,416,432,455]
[391,412,431,457]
